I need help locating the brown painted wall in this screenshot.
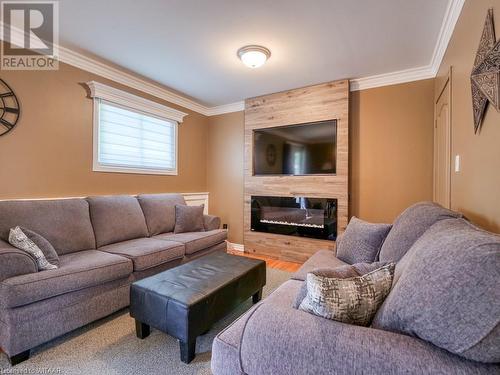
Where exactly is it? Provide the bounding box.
[0,62,208,199]
[436,0,500,233]
[350,79,435,223]
[207,112,244,242]
[207,80,435,243]
[1,57,436,242]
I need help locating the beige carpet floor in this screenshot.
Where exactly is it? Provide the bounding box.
[0,267,291,375]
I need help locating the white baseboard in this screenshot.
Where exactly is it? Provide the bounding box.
[227,242,245,252]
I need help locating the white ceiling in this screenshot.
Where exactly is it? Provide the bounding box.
[58,0,451,107]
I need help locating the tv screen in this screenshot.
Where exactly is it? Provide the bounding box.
[253,120,337,176]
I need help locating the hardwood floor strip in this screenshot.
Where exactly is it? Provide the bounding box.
[227,249,301,272]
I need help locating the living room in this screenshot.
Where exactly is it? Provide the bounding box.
[0,0,498,374]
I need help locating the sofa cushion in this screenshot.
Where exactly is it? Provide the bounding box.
[336,217,392,264]
[87,196,149,248]
[292,250,347,281]
[155,229,227,255]
[99,237,185,271]
[372,218,500,363]
[0,250,132,308]
[137,193,186,236]
[0,198,96,255]
[378,202,461,262]
[211,279,498,375]
[174,204,205,233]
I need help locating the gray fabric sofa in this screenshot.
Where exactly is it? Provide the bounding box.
[0,193,227,364]
[212,202,500,374]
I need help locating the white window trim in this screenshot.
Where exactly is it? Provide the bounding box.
[86,81,187,176]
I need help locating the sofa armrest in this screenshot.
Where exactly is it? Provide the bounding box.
[0,239,37,282]
[237,300,499,375]
[204,215,221,231]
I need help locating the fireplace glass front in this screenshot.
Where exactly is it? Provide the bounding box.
[251,196,337,240]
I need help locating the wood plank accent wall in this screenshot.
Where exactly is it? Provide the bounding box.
[244,80,349,263]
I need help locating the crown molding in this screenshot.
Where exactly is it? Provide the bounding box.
[350,0,464,92]
[0,21,213,115]
[85,80,188,122]
[429,0,465,75]
[350,65,435,91]
[0,0,464,112]
[205,101,245,116]
[62,47,210,115]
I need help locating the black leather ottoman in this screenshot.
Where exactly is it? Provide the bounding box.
[130,251,266,363]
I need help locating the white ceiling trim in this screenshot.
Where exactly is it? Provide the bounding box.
[63,47,209,114]
[429,0,465,75]
[350,0,464,92]
[0,21,213,115]
[204,101,245,116]
[350,65,435,91]
[85,80,188,122]
[0,0,464,114]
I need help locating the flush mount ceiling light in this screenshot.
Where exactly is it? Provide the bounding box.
[237,45,271,68]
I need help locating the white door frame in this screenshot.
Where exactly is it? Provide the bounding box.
[433,67,452,208]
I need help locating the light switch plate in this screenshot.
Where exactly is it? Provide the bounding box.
[454,155,460,172]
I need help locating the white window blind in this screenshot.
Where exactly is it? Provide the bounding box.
[96,101,177,174]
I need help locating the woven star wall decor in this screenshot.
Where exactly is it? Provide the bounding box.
[471,9,500,133]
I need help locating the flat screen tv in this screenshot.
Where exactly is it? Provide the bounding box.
[253,120,337,176]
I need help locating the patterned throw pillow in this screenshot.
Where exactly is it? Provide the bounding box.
[174,204,206,234]
[9,227,58,271]
[299,263,395,326]
[21,227,59,267]
[336,217,392,264]
[292,262,389,309]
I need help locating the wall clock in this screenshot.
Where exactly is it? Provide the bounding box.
[0,79,20,136]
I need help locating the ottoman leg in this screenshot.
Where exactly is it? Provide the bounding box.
[8,350,30,366]
[135,320,150,339]
[180,337,196,364]
[252,288,263,304]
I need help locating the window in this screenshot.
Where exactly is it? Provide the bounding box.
[86,81,187,175]
[97,101,177,173]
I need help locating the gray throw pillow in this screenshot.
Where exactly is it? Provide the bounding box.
[174,204,206,234]
[378,202,461,263]
[298,263,395,326]
[9,227,58,271]
[372,218,500,363]
[336,217,392,264]
[21,227,59,267]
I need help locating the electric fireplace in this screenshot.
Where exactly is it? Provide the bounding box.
[251,196,337,241]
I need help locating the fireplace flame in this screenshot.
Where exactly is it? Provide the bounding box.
[260,219,324,229]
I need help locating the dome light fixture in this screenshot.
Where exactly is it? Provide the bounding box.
[237,45,271,68]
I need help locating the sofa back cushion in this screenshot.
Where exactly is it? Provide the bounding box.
[378,201,461,262]
[87,196,149,247]
[336,217,392,264]
[137,193,186,236]
[372,218,500,363]
[0,199,96,255]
